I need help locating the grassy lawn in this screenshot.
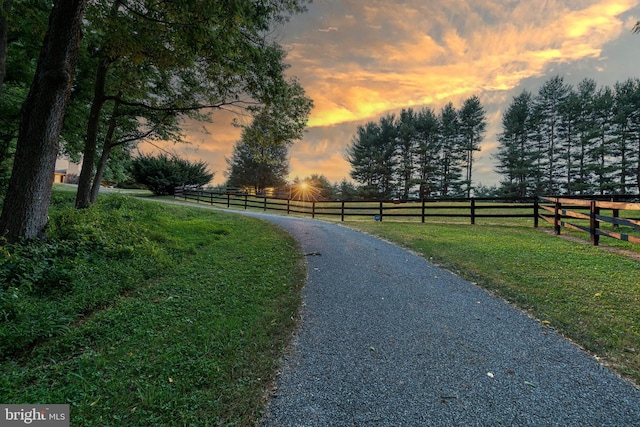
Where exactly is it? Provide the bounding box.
[0,192,305,426]
[346,219,640,386]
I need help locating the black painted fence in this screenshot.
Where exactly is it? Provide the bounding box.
[174,187,640,246]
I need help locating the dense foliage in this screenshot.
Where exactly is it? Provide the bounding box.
[0,193,167,357]
[225,91,312,192]
[347,98,486,200]
[0,0,49,195]
[129,153,213,195]
[495,76,640,196]
[0,0,312,241]
[225,141,289,192]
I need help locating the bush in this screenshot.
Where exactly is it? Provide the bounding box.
[129,153,213,195]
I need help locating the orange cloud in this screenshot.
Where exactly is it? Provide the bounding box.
[145,0,640,187]
[287,0,638,131]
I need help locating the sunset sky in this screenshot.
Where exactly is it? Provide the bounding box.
[144,0,640,187]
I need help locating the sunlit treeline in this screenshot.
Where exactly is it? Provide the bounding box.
[496,76,640,197]
[347,96,487,200]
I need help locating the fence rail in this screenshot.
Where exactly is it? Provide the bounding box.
[174,187,538,223]
[173,187,640,247]
[538,196,640,246]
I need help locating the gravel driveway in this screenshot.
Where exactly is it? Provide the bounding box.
[150,200,640,426]
[244,213,640,427]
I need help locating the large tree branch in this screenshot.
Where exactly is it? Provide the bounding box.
[110,128,158,148]
[105,95,261,112]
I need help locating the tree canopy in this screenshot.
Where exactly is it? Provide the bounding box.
[347,98,486,200]
[71,0,312,208]
[0,0,312,241]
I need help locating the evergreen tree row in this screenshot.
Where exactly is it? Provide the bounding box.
[346,97,487,199]
[495,76,640,197]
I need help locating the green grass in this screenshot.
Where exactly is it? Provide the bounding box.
[0,193,305,426]
[346,220,640,386]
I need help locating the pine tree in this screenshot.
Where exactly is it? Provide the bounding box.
[377,114,398,198]
[612,79,640,194]
[414,107,441,199]
[495,91,535,197]
[438,102,463,197]
[571,79,598,195]
[534,75,571,194]
[458,95,486,198]
[346,115,398,200]
[396,108,417,200]
[347,121,382,197]
[588,86,617,194]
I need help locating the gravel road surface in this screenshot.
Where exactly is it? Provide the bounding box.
[245,213,639,427]
[152,201,640,426]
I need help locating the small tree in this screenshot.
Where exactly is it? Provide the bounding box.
[130,153,213,195]
[225,140,289,193]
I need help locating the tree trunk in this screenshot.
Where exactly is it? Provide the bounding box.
[75,60,108,209]
[89,99,120,204]
[76,0,122,209]
[0,0,87,243]
[90,141,112,203]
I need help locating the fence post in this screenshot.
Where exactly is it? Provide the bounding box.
[312,201,316,219]
[341,201,345,222]
[210,191,213,205]
[421,198,425,223]
[554,200,561,235]
[244,194,248,210]
[590,200,600,246]
[227,193,230,208]
[533,198,539,228]
[263,197,267,211]
[287,199,290,215]
[379,201,383,222]
[470,198,476,225]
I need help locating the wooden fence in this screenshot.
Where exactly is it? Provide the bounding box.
[174,188,640,246]
[538,196,640,246]
[174,187,538,224]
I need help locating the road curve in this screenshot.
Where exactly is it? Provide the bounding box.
[150,201,640,426]
[245,213,639,427]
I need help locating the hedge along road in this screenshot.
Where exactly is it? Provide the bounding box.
[156,201,640,426]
